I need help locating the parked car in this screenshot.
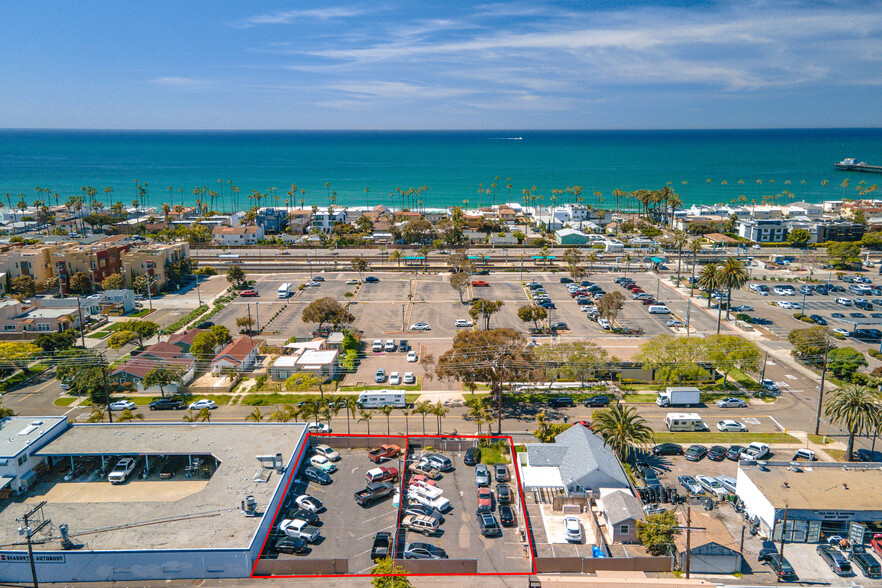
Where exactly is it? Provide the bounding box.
[836,297,853,306]
[548,396,575,408]
[763,552,798,581]
[716,397,747,408]
[389,372,401,385]
[583,395,611,407]
[740,442,771,460]
[685,445,708,461]
[189,399,217,410]
[375,369,386,383]
[306,422,332,434]
[109,400,136,411]
[717,419,748,432]
[678,475,702,494]
[563,516,583,543]
[455,319,474,327]
[550,322,568,330]
[667,319,686,328]
[364,276,379,283]
[108,457,137,484]
[309,455,337,473]
[726,445,746,461]
[404,543,448,559]
[294,494,324,513]
[499,504,516,526]
[407,350,418,362]
[303,466,332,485]
[817,543,852,576]
[494,463,509,482]
[475,464,491,486]
[696,474,728,498]
[403,372,416,385]
[476,512,501,537]
[477,488,494,512]
[239,289,258,297]
[464,447,481,466]
[849,544,881,579]
[275,537,309,555]
[809,315,827,325]
[652,443,684,456]
[707,445,728,461]
[410,322,431,330]
[149,398,185,410]
[496,483,511,504]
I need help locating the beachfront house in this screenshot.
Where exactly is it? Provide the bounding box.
[211,225,265,246]
[554,228,592,245]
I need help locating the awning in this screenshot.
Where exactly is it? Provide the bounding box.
[649,257,664,264]
[520,466,564,490]
[0,476,13,490]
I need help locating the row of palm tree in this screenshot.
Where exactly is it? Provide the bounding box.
[245,397,450,436]
[696,257,750,333]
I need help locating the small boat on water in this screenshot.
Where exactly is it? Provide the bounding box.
[834,158,882,174]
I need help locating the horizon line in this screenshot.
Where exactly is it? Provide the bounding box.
[2,126,882,133]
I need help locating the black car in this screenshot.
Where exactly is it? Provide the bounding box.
[398,339,409,352]
[849,545,882,578]
[652,443,684,456]
[850,312,867,318]
[303,466,332,485]
[855,449,882,462]
[496,483,512,504]
[857,300,874,310]
[758,540,778,562]
[538,302,556,309]
[499,504,516,526]
[809,315,827,325]
[764,552,798,581]
[550,322,568,330]
[817,544,852,576]
[832,312,846,318]
[364,276,380,283]
[275,537,309,555]
[149,398,186,410]
[548,396,575,408]
[726,445,746,461]
[195,321,214,329]
[685,445,708,461]
[642,467,662,487]
[285,508,320,525]
[476,269,490,275]
[476,512,501,537]
[464,447,481,466]
[560,277,573,283]
[583,395,611,407]
[707,445,727,461]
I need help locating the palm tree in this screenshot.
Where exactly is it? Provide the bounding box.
[380,405,395,435]
[590,404,654,461]
[697,262,720,308]
[824,385,882,461]
[672,231,687,285]
[717,257,749,322]
[246,407,263,422]
[343,396,358,434]
[433,402,449,435]
[689,239,702,296]
[268,405,296,422]
[400,407,412,436]
[358,409,373,435]
[182,408,212,422]
[116,409,144,423]
[390,250,403,268]
[415,401,432,434]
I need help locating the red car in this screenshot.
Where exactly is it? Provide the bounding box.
[477,488,493,512]
[641,299,657,305]
[472,280,490,287]
[574,420,592,429]
[626,284,641,291]
[239,289,259,297]
[872,534,882,557]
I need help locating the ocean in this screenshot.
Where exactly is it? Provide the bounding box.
[0,129,880,212]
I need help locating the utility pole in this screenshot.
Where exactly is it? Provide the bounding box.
[685,298,691,336]
[814,343,829,436]
[18,501,50,588]
[75,296,85,348]
[761,351,768,382]
[247,304,253,336]
[254,302,260,334]
[685,506,691,579]
[777,506,789,583]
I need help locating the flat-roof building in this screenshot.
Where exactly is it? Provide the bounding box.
[0,421,307,583]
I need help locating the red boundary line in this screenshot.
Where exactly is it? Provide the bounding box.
[250,432,537,579]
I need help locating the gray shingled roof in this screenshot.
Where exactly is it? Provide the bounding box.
[602,490,645,525]
[525,424,629,489]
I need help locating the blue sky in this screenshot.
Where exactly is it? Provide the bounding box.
[1,1,880,129]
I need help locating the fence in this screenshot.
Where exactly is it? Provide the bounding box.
[399,558,478,574]
[252,558,349,576]
[407,437,481,452]
[317,435,406,450]
[534,556,672,574]
[551,496,589,512]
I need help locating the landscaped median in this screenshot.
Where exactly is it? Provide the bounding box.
[240,392,421,406]
[651,432,801,444]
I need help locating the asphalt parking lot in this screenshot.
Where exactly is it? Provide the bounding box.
[264,446,401,574]
[402,448,532,574]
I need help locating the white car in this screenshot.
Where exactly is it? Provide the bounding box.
[305,280,320,287]
[833,328,852,337]
[598,318,611,330]
[563,516,583,543]
[407,350,418,362]
[716,397,747,408]
[410,322,431,331]
[696,475,728,498]
[773,286,791,296]
[294,494,324,513]
[109,400,136,411]
[454,319,473,328]
[309,455,338,472]
[667,319,686,328]
[107,457,137,484]
[580,305,596,312]
[752,244,761,249]
[776,300,793,309]
[732,305,753,312]
[312,444,340,461]
[189,399,217,410]
[740,442,771,460]
[717,419,748,432]
[390,372,402,385]
[306,422,332,434]
[403,372,416,385]
[346,279,360,284]
[836,297,853,306]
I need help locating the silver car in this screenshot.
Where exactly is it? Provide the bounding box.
[716,397,747,408]
[475,464,490,486]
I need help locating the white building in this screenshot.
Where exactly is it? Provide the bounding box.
[211,225,265,246]
[737,219,786,243]
[0,417,68,495]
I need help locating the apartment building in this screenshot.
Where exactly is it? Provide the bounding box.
[737,219,787,243]
[211,225,264,246]
[52,239,130,290]
[121,241,190,290]
[0,244,60,284]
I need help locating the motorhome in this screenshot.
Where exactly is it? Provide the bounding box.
[356,391,407,409]
[664,413,708,432]
[278,282,292,298]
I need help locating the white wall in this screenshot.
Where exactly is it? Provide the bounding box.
[735,467,776,531]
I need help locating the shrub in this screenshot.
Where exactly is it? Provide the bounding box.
[736,313,752,323]
[799,316,815,323]
[852,372,870,385]
[869,349,882,359]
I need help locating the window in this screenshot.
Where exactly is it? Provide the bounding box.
[620,524,629,535]
[37,323,51,332]
[18,454,28,466]
[4,325,16,331]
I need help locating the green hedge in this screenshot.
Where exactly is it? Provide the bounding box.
[161,304,208,334]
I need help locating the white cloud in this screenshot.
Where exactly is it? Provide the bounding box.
[148,77,211,88]
[326,81,472,100]
[235,7,368,28]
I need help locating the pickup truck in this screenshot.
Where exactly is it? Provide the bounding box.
[408,487,451,512]
[365,466,399,483]
[408,480,443,499]
[872,534,882,558]
[108,457,136,484]
[278,518,321,543]
[354,482,396,506]
[370,531,392,562]
[791,449,816,461]
[368,444,401,463]
[471,280,489,287]
[408,461,441,479]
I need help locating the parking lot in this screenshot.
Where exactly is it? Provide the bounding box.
[401,445,533,574]
[263,444,402,574]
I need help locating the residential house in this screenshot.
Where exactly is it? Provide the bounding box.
[597,489,644,544]
[488,233,519,246]
[167,328,208,354]
[121,241,191,291]
[270,349,339,382]
[783,218,820,244]
[256,208,289,234]
[110,344,195,394]
[463,230,488,243]
[326,332,345,350]
[782,202,824,219]
[674,510,742,574]
[0,299,83,335]
[311,207,347,233]
[211,225,265,246]
[518,424,630,497]
[287,210,313,234]
[210,336,260,374]
[737,219,786,243]
[554,228,593,245]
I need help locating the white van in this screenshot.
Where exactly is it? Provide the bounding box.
[357,391,407,409]
[372,339,383,352]
[648,305,671,314]
[664,413,708,432]
[278,282,292,298]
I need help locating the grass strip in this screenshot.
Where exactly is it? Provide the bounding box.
[651,432,801,444]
